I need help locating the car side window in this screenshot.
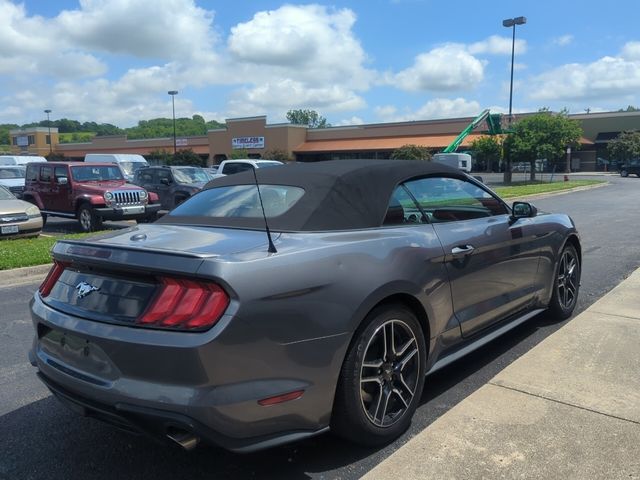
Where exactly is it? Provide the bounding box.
[26,165,37,181]
[54,166,67,181]
[40,166,53,182]
[404,176,507,223]
[157,169,172,184]
[383,186,424,226]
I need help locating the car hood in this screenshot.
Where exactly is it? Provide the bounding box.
[0,178,25,188]
[76,181,142,192]
[0,198,32,214]
[69,223,278,258]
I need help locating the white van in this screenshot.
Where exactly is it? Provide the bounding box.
[0,155,47,166]
[84,153,149,182]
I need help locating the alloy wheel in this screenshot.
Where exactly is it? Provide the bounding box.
[359,319,420,428]
[79,208,92,231]
[557,248,578,311]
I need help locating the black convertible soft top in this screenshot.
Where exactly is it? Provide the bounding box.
[158,159,466,232]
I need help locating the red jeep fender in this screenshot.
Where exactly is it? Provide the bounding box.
[74,194,106,210]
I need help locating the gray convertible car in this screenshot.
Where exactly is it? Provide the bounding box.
[29,160,581,452]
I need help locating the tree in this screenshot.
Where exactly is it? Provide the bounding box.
[229,148,250,160]
[170,148,205,166]
[263,149,291,162]
[608,130,640,162]
[286,109,330,128]
[503,110,582,180]
[470,136,502,172]
[390,144,432,160]
[618,105,640,112]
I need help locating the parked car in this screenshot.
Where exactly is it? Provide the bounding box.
[133,166,210,210]
[619,159,640,177]
[0,155,47,166]
[29,160,581,452]
[0,165,27,198]
[84,154,149,182]
[22,162,161,232]
[0,185,42,239]
[210,159,283,178]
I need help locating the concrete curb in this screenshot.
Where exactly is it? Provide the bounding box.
[0,263,52,288]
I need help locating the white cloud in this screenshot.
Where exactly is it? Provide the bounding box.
[552,34,574,47]
[337,116,365,126]
[226,79,366,119]
[57,0,218,61]
[391,45,485,92]
[0,1,107,78]
[469,35,527,55]
[223,5,373,116]
[529,47,640,102]
[375,98,481,122]
[621,41,640,60]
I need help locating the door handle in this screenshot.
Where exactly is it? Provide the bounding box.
[451,245,475,256]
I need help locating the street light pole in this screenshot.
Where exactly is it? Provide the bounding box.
[44,109,52,156]
[502,16,526,183]
[168,91,178,160]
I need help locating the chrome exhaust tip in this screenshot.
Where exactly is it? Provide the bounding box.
[166,428,200,451]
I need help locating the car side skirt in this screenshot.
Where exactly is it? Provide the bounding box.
[427,308,545,376]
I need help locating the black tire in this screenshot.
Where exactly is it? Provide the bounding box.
[77,204,102,232]
[331,304,426,446]
[548,243,581,319]
[620,169,628,177]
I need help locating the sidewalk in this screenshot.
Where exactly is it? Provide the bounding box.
[364,269,640,479]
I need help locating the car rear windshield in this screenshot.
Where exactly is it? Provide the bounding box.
[71,165,124,182]
[167,184,305,219]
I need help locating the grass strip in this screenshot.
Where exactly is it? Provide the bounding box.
[0,232,101,270]
[493,180,605,199]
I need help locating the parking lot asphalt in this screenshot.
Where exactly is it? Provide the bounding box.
[1,173,639,479]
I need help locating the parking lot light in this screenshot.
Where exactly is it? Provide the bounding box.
[168,90,178,160]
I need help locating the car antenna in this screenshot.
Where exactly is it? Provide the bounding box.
[251,166,277,253]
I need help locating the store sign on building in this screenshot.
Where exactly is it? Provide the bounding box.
[232,136,265,149]
[176,138,188,147]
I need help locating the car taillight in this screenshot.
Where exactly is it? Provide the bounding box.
[138,278,229,330]
[39,261,69,297]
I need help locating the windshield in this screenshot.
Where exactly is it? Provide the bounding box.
[172,167,210,184]
[119,161,147,177]
[0,166,26,179]
[0,186,15,200]
[71,165,124,182]
[168,184,305,219]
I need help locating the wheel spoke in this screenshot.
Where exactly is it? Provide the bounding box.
[374,388,392,425]
[396,337,415,357]
[397,373,415,400]
[363,360,383,369]
[398,347,418,371]
[361,375,382,385]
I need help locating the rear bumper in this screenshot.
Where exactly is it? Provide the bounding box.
[36,371,327,452]
[29,293,345,452]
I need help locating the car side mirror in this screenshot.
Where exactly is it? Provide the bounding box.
[160,178,171,185]
[57,176,68,185]
[511,201,537,220]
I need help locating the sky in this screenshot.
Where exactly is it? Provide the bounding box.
[1,0,640,128]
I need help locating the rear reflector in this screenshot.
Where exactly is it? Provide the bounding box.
[138,277,229,330]
[38,261,69,297]
[258,390,305,406]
